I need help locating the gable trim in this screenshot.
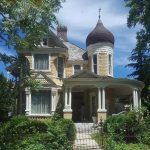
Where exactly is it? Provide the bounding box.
[32,71,57,87]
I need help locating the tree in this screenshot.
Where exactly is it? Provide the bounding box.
[0,0,65,51]
[0,0,65,121]
[124,0,150,103]
[0,74,17,122]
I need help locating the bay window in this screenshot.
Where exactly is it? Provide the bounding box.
[31,91,51,114]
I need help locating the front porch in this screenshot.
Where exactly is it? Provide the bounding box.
[63,70,144,122]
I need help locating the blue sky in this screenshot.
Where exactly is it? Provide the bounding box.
[0,0,138,78]
[56,0,139,78]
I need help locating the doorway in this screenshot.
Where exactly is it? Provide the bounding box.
[72,92,84,122]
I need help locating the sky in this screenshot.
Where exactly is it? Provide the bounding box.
[0,0,139,78]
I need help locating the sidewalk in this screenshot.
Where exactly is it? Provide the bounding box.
[73,123,103,150]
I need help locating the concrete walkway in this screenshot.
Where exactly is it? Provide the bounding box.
[73,123,103,150]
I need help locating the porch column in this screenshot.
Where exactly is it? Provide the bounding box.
[51,94,54,112]
[97,88,102,111]
[69,87,72,108]
[25,88,31,115]
[64,87,68,107]
[133,89,138,108]
[63,87,72,120]
[139,96,141,108]
[97,87,107,121]
[102,88,106,110]
[51,88,57,113]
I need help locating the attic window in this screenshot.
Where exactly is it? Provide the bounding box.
[74,65,81,74]
[42,38,48,46]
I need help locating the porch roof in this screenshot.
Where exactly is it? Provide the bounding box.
[63,70,144,90]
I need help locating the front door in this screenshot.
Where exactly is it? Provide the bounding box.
[72,92,84,122]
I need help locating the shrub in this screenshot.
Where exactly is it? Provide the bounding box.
[113,143,149,150]
[50,114,76,142]
[103,110,145,143]
[0,115,76,150]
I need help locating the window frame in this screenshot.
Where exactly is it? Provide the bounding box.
[32,53,51,71]
[93,54,97,74]
[108,54,112,75]
[73,64,82,74]
[57,56,64,78]
[31,90,51,115]
[42,38,48,46]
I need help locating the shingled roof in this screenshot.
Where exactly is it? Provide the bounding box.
[63,41,87,61]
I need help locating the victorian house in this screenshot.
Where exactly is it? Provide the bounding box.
[8,17,144,122]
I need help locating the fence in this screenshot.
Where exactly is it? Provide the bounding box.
[73,120,104,150]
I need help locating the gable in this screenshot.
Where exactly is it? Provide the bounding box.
[33,72,57,86]
[69,69,100,78]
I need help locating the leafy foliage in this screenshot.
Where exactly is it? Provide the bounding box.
[104,111,144,143]
[0,0,65,51]
[124,0,150,102]
[0,115,76,150]
[0,73,17,122]
[103,109,150,149]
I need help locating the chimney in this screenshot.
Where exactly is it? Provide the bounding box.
[57,25,68,41]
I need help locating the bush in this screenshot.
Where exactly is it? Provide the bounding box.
[50,113,76,142]
[113,143,148,150]
[0,115,76,150]
[103,110,145,143]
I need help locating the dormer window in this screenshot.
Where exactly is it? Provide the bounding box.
[93,54,97,74]
[74,65,82,74]
[42,38,48,46]
[57,57,64,78]
[34,54,49,70]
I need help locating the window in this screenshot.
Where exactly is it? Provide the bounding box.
[74,65,81,74]
[93,54,97,74]
[34,54,49,70]
[57,57,64,78]
[42,38,48,46]
[31,91,51,114]
[108,54,112,75]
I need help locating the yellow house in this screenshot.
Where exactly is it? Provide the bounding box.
[9,18,144,122]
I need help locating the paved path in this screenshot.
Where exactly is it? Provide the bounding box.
[73,123,103,150]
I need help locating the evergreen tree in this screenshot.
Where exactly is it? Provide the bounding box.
[0,74,17,122]
[125,0,150,102]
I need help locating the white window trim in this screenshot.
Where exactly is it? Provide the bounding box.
[72,64,83,74]
[92,54,98,74]
[32,53,51,72]
[57,56,64,78]
[26,89,56,116]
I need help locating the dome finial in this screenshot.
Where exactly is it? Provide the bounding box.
[99,8,101,19]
